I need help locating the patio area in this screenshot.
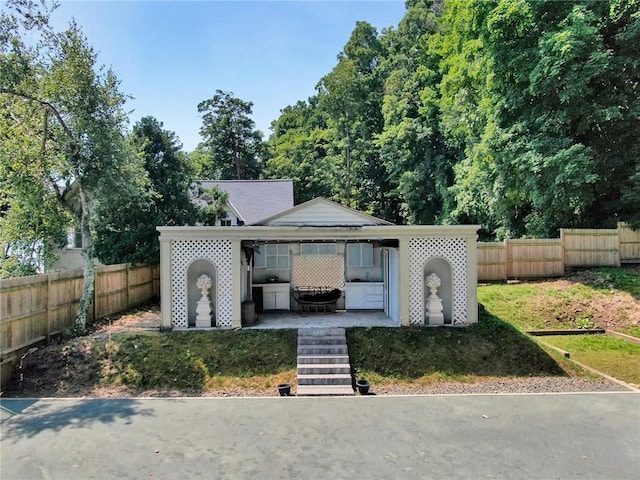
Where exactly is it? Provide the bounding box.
[244,310,398,329]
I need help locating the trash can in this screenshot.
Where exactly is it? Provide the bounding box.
[241,300,256,326]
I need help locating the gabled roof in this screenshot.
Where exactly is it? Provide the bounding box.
[250,197,394,226]
[198,180,294,225]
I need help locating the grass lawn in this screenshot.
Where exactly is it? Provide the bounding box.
[347,311,580,386]
[97,329,298,391]
[93,311,581,393]
[478,266,640,385]
[539,335,640,385]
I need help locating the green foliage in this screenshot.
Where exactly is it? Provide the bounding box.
[0,0,146,332]
[266,99,335,203]
[436,0,640,236]
[196,185,229,226]
[197,90,265,180]
[316,21,395,219]
[93,116,198,265]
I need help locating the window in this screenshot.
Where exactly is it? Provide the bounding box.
[346,243,374,267]
[220,219,232,226]
[300,243,337,255]
[67,228,82,249]
[253,245,265,268]
[254,244,289,270]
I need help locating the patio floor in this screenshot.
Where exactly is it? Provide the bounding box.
[244,310,399,329]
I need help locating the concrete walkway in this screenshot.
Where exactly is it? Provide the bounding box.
[1,393,639,480]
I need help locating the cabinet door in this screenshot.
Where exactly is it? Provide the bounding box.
[345,285,364,309]
[275,290,290,310]
[263,291,277,310]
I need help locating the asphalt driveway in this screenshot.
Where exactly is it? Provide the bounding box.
[1,392,639,479]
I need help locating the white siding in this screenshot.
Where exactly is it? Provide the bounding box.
[267,202,376,226]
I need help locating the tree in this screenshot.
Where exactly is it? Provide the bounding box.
[93,116,199,265]
[377,0,456,225]
[316,21,394,218]
[197,90,265,179]
[196,186,229,226]
[266,98,336,203]
[0,1,145,332]
[435,0,640,237]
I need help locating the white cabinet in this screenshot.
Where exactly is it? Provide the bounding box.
[261,283,290,310]
[345,282,383,309]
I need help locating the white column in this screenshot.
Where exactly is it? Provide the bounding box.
[159,238,173,330]
[398,238,412,327]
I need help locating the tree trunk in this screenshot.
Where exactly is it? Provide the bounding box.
[75,184,95,334]
[345,141,352,208]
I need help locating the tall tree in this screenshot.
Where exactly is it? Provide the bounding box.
[377,0,455,225]
[93,116,198,265]
[197,90,265,179]
[266,98,335,203]
[317,21,394,218]
[0,0,145,332]
[436,0,640,237]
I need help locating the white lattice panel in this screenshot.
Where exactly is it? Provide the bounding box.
[171,240,233,328]
[292,255,345,289]
[408,238,468,325]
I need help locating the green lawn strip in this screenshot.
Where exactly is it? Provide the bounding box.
[95,329,298,391]
[616,326,640,339]
[540,334,640,385]
[347,312,571,385]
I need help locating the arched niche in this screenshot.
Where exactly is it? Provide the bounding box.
[187,259,217,327]
[424,257,452,325]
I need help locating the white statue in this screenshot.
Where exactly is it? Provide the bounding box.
[425,273,444,325]
[195,274,213,327]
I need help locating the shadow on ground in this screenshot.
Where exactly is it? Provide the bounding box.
[347,310,567,379]
[0,398,155,442]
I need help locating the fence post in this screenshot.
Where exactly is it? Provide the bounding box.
[126,263,131,309]
[504,238,509,279]
[46,272,52,342]
[93,267,98,323]
[560,229,566,275]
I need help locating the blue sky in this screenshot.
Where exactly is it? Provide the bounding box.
[50,1,407,151]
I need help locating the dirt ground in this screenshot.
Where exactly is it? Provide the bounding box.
[2,267,638,398]
[531,266,640,330]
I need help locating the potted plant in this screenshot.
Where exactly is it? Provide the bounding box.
[278,383,292,396]
[355,379,371,395]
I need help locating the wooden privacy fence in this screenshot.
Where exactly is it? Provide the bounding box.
[478,223,640,281]
[0,264,159,365]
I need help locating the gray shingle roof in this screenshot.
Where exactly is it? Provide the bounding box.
[198,180,294,225]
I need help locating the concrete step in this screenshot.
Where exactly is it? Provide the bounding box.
[296,384,354,396]
[298,328,346,337]
[298,335,346,345]
[297,373,352,386]
[297,345,348,355]
[297,363,351,375]
[298,327,346,337]
[297,354,350,365]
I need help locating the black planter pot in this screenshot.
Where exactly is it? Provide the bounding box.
[278,383,292,396]
[356,379,371,395]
